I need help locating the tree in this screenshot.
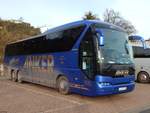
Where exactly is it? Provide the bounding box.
[0,19,41,63]
[83,11,100,20]
[103,9,136,35]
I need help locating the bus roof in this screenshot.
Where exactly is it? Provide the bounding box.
[8,20,125,45]
[44,20,125,34]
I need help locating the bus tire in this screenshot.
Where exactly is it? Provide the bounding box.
[57,76,70,95]
[17,71,22,83]
[10,70,13,80]
[12,71,17,82]
[137,71,150,83]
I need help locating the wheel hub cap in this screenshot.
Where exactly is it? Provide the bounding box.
[140,74,147,81]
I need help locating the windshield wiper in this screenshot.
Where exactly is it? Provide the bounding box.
[125,41,129,54]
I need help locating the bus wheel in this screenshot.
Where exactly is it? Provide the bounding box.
[10,70,13,80]
[137,71,150,83]
[12,71,17,82]
[57,76,70,95]
[17,71,22,83]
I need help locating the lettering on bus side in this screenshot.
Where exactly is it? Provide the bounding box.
[9,58,20,67]
[24,55,54,73]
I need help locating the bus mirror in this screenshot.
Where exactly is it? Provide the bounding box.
[96,29,104,46]
[82,61,87,70]
[98,36,104,46]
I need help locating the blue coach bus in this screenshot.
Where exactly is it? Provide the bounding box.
[4,20,135,96]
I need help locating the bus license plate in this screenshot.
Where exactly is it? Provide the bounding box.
[118,87,127,91]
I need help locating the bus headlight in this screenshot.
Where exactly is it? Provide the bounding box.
[130,81,135,84]
[99,82,111,86]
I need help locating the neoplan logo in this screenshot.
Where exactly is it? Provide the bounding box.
[115,70,129,76]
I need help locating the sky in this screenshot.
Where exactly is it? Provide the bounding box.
[0,0,150,39]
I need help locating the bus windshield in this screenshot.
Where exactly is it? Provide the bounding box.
[97,28,134,65]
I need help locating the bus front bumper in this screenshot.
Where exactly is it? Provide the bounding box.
[94,82,135,96]
[93,75,135,96]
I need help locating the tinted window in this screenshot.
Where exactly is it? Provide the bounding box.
[132,46,150,58]
[5,25,86,56]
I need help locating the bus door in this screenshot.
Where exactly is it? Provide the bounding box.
[79,28,96,92]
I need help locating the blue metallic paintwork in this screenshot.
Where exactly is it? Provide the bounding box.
[94,82,135,96]
[94,75,135,96]
[69,75,135,96]
[4,52,135,96]
[95,75,135,85]
[4,56,26,69]
[4,20,135,96]
[44,20,125,35]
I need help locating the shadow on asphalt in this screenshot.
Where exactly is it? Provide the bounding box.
[140,108,150,113]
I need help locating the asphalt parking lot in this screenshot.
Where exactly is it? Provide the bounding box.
[0,76,150,113]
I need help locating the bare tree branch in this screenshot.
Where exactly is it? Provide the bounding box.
[103,9,136,35]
